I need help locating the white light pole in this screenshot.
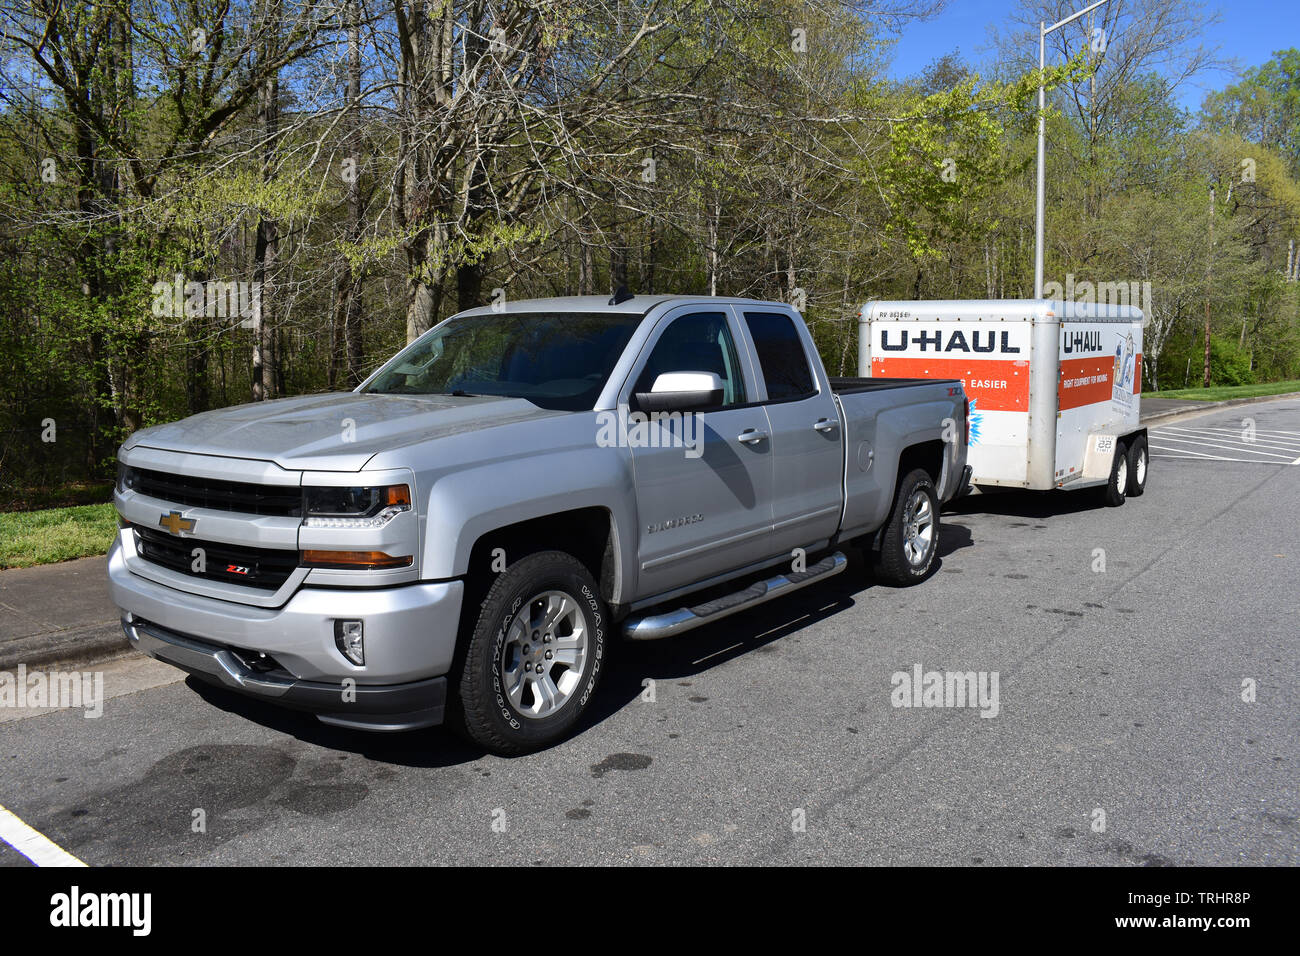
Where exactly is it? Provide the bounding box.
[1034,0,1111,299]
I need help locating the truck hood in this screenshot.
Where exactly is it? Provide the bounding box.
[125,392,566,472]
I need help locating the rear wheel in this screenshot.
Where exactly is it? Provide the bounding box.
[1101,441,1129,507]
[874,468,940,585]
[1126,435,1148,497]
[452,551,607,755]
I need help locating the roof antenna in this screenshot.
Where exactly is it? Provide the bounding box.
[608,285,634,306]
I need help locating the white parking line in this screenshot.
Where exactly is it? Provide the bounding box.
[1153,423,1299,440]
[1148,446,1271,463]
[1149,428,1297,452]
[0,803,86,867]
[1161,423,1300,439]
[1163,423,1300,436]
[1155,425,1300,451]
[1146,433,1297,460]
[1159,429,1300,452]
[1151,452,1281,463]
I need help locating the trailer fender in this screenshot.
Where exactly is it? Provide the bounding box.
[1079,426,1145,486]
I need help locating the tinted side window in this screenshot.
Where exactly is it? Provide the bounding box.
[634,312,747,406]
[744,311,816,401]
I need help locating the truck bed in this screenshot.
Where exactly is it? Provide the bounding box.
[829,375,968,543]
[830,376,961,394]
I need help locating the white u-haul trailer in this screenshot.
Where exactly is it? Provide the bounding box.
[859,300,1148,504]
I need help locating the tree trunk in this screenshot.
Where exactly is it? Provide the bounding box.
[580,229,594,296]
[399,0,454,342]
[645,215,657,295]
[707,197,720,296]
[186,264,211,415]
[838,267,852,376]
[1203,185,1214,389]
[610,237,627,295]
[341,0,366,385]
[252,0,281,402]
[329,270,345,389]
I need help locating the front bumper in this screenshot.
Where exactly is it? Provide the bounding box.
[124,617,447,730]
[108,538,464,731]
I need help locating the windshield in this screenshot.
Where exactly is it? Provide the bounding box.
[362,311,643,411]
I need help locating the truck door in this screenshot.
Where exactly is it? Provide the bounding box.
[622,307,775,597]
[736,308,843,556]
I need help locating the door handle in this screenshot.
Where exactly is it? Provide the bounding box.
[737,428,768,445]
[813,418,840,433]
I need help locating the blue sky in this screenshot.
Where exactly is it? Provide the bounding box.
[884,0,1293,111]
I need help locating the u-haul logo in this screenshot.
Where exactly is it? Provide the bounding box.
[1062,330,1103,354]
[879,330,1021,354]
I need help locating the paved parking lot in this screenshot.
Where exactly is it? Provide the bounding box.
[1,397,1297,866]
[1149,418,1300,465]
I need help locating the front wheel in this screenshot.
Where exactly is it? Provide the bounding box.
[452,551,608,755]
[874,468,941,585]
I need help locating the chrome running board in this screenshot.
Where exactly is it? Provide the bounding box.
[622,552,848,641]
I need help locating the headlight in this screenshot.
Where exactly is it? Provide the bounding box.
[117,464,141,493]
[302,484,411,529]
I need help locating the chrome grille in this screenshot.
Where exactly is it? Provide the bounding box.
[132,525,299,591]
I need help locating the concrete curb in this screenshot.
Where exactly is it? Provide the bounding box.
[1140,390,1300,425]
[0,623,131,673]
[0,555,129,674]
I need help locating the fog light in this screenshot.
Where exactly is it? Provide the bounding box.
[334,620,365,665]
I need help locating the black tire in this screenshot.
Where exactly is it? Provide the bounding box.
[1126,434,1148,497]
[874,468,941,585]
[452,551,607,755]
[1101,440,1129,507]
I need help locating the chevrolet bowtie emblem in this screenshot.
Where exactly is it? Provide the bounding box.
[158,511,196,536]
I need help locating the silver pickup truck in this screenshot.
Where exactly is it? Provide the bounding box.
[109,295,969,753]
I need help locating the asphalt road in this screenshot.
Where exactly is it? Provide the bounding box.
[2,398,1297,866]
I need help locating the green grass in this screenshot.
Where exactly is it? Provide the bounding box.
[0,503,118,569]
[0,480,113,512]
[1148,380,1300,402]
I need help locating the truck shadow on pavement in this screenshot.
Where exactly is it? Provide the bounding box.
[185,679,484,768]
[945,489,1111,519]
[183,527,975,767]
[585,525,973,728]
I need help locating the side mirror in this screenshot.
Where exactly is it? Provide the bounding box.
[635,371,725,413]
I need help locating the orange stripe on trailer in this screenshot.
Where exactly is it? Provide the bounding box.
[872,357,1029,412]
[1058,356,1112,410]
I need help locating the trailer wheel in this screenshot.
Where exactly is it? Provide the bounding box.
[1101,441,1129,507]
[874,469,940,585]
[1126,435,1148,497]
